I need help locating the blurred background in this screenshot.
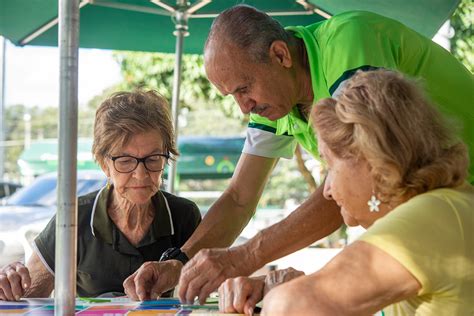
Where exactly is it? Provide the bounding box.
[0,0,471,272]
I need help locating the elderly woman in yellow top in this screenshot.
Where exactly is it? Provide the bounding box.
[218,70,473,315]
[0,91,201,301]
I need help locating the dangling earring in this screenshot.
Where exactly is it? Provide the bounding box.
[106,177,112,189]
[367,190,381,212]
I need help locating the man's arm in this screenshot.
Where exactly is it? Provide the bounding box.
[238,182,342,270]
[180,153,278,257]
[179,155,343,303]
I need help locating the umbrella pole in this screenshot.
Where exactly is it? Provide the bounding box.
[55,0,79,313]
[167,4,189,194]
[0,37,5,179]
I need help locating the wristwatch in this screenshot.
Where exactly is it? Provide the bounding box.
[159,247,189,265]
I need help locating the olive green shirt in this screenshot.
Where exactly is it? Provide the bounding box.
[34,186,201,297]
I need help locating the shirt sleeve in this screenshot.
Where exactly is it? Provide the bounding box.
[33,215,57,275]
[180,202,201,246]
[243,113,296,159]
[318,12,399,95]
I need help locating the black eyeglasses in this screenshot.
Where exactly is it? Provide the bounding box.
[108,153,170,173]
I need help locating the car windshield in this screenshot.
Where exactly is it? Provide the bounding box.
[6,176,105,206]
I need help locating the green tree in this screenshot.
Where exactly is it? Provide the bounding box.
[451,0,473,72]
[114,52,245,121]
[4,105,59,179]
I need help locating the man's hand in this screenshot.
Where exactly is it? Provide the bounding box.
[123,260,182,301]
[218,276,265,315]
[178,247,255,304]
[0,262,31,301]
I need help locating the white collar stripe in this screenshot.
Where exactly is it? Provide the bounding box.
[90,186,107,237]
[161,192,175,236]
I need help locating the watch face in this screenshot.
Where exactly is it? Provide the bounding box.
[160,247,179,261]
[169,248,181,257]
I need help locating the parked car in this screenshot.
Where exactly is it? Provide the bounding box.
[0,181,22,199]
[0,170,106,267]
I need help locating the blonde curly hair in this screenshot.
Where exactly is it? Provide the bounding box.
[312,70,469,204]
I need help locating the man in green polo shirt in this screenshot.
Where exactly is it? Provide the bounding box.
[125,5,473,303]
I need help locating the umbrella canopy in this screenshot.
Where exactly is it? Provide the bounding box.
[0,0,460,53]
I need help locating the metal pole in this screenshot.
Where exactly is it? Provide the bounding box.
[55,0,79,313]
[167,2,189,194]
[0,37,6,179]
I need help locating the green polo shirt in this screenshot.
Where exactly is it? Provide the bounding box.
[244,11,474,182]
[34,186,201,297]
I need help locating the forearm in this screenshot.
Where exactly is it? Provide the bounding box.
[263,275,340,316]
[181,190,256,258]
[24,275,53,298]
[263,241,421,315]
[238,185,342,270]
[24,252,54,298]
[181,155,276,258]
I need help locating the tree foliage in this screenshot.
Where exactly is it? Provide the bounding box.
[114,52,245,121]
[451,0,473,72]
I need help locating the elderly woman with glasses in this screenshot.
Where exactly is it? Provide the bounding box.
[217,70,473,315]
[0,91,201,301]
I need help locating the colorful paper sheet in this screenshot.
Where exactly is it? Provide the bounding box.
[0,298,240,315]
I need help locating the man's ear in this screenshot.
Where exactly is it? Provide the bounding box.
[269,40,292,68]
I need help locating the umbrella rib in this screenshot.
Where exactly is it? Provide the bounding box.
[296,0,332,19]
[187,0,212,15]
[149,0,212,15]
[150,0,176,13]
[92,0,172,16]
[19,0,89,46]
[189,10,328,19]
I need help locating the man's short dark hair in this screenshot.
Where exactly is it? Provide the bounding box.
[205,5,293,63]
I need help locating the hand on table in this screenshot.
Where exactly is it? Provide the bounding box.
[178,247,253,305]
[123,260,182,301]
[218,276,265,315]
[263,267,304,292]
[0,262,31,301]
[217,267,305,315]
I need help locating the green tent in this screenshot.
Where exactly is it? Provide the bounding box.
[0,0,460,52]
[18,136,245,179]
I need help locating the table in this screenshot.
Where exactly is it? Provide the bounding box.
[0,297,245,315]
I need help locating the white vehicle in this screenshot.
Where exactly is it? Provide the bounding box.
[0,171,106,266]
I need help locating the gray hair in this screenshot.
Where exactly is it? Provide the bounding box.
[92,90,179,167]
[205,5,293,63]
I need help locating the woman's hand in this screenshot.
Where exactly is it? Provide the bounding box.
[263,267,304,294]
[123,260,182,301]
[218,276,265,315]
[0,262,31,301]
[218,267,305,315]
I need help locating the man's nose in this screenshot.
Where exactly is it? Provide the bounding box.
[234,95,256,114]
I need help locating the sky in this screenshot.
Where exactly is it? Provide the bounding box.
[3,40,122,108]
